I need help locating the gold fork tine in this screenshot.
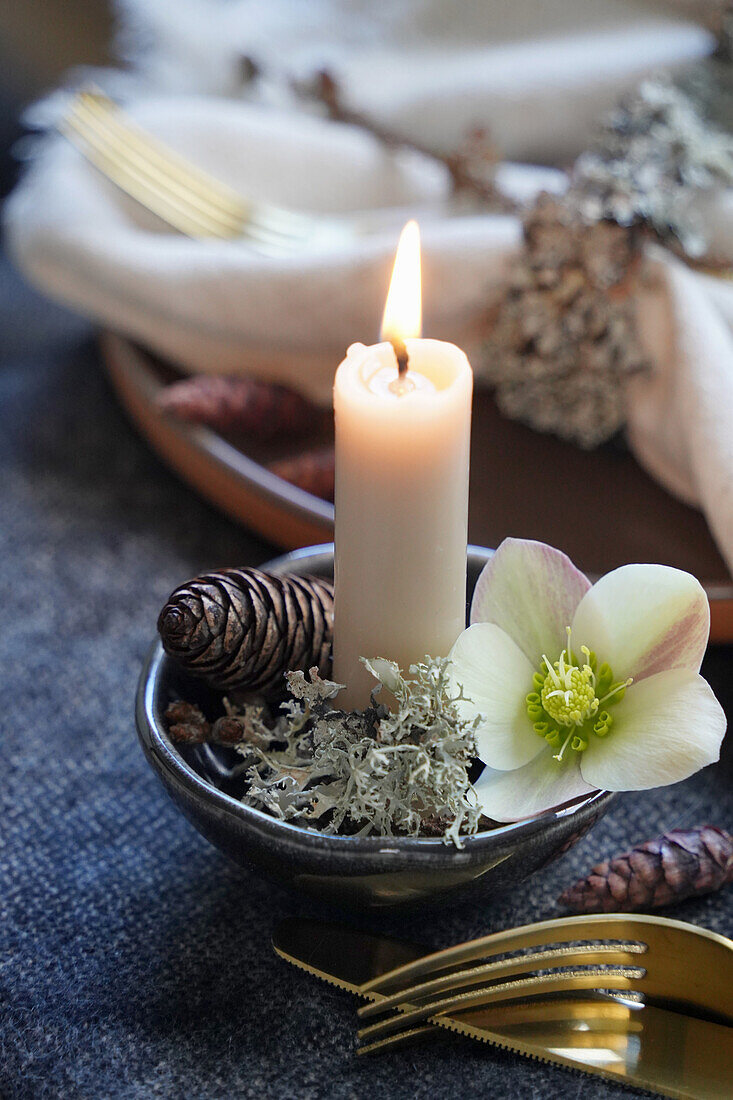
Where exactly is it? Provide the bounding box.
[79,91,322,235]
[74,96,244,231]
[75,91,247,223]
[64,99,241,236]
[357,992,640,1057]
[358,1024,436,1055]
[65,90,325,248]
[356,966,647,1046]
[357,941,647,1022]
[357,915,733,1056]
[60,111,231,239]
[64,100,299,250]
[61,88,357,250]
[360,915,658,996]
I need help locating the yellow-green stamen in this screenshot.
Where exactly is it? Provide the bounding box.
[525,627,631,762]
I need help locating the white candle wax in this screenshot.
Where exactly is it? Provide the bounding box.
[333,337,473,710]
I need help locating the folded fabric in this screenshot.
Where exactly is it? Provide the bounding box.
[110,0,714,163]
[630,256,733,574]
[4,0,718,392]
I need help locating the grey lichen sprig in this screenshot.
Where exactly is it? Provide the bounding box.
[230,657,483,847]
[572,73,733,258]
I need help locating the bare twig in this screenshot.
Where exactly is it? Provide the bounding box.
[294,69,515,212]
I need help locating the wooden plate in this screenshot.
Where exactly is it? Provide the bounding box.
[101,332,733,641]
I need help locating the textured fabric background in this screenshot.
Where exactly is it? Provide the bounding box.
[0,250,732,1100]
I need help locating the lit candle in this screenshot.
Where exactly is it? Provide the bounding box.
[333,221,473,710]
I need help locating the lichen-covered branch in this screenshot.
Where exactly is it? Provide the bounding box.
[478,194,648,448]
[571,74,733,258]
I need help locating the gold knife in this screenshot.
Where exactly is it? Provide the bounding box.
[273,918,733,1100]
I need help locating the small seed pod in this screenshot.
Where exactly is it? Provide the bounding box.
[158,569,333,693]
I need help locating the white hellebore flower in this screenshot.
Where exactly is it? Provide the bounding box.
[449,538,726,822]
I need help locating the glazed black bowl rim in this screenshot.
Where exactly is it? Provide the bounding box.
[136,544,615,857]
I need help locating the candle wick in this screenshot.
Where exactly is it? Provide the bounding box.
[390,337,409,378]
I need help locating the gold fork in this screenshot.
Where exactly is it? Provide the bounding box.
[58,89,352,251]
[274,915,733,1096]
[355,913,733,1054]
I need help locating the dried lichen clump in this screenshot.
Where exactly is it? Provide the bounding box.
[480,195,647,448]
[572,74,733,258]
[221,658,483,847]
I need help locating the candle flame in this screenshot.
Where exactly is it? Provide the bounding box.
[381,220,422,347]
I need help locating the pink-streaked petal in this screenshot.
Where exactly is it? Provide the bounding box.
[570,564,710,684]
[580,669,726,792]
[449,623,543,770]
[470,538,591,665]
[473,751,595,823]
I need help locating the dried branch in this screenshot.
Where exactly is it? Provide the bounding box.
[294,69,515,212]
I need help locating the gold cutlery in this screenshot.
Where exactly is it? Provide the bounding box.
[273,915,733,1099]
[58,89,450,252]
[356,912,732,1051]
[59,89,330,249]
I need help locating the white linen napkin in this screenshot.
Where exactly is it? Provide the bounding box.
[630,256,733,573]
[4,0,716,388]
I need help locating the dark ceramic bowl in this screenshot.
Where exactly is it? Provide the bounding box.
[136,545,614,909]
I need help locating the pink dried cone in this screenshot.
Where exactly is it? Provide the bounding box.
[269,446,335,501]
[157,375,322,439]
[559,826,733,913]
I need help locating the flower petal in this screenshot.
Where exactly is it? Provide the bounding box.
[580,668,726,791]
[473,750,596,823]
[471,538,591,665]
[570,564,710,684]
[362,657,402,695]
[449,622,542,770]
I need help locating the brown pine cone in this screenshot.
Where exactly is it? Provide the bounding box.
[269,446,335,502]
[559,826,733,913]
[156,375,323,440]
[158,569,333,694]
